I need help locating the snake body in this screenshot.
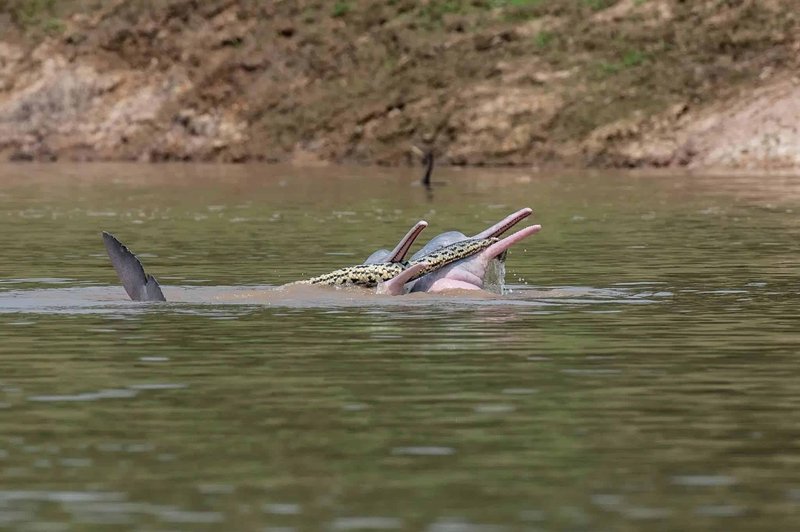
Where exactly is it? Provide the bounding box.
[296,237,497,288]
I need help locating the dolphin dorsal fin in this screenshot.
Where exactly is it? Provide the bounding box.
[102,232,166,302]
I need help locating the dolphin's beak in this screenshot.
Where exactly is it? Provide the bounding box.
[377,262,429,295]
[385,220,428,263]
[483,224,542,260]
[474,208,533,239]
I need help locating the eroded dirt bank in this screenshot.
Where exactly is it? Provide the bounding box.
[0,0,798,169]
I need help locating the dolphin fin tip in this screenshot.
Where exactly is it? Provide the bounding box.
[144,274,166,302]
[102,231,166,302]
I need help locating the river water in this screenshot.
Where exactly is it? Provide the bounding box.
[0,164,798,530]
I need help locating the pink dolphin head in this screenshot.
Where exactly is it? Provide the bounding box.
[410,224,541,293]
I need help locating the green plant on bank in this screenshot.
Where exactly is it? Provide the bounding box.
[491,0,543,6]
[414,0,546,27]
[2,0,49,24]
[0,0,64,34]
[622,49,646,67]
[583,0,616,10]
[596,61,620,76]
[41,15,64,34]
[594,49,648,77]
[491,0,543,21]
[331,1,350,17]
[417,0,466,26]
[534,30,554,49]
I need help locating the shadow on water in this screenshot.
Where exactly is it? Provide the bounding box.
[1,164,799,530]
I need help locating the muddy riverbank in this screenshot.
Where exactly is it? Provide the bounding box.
[1,0,798,169]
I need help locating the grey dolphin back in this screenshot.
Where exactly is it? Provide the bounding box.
[409,231,466,261]
[102,232,166,302]
[364,249,391,265]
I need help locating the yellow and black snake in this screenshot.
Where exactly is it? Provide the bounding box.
[295,237,497,288]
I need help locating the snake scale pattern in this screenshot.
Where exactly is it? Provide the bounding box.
[296,237,498,288]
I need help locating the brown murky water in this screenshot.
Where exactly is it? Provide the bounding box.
[1,163,799,530]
